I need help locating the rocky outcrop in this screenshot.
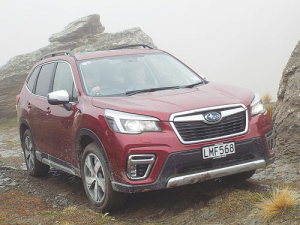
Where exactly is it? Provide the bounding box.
[0,14,156,81]
[273,40,300,154]
[0,14,156,118]
[49,14,105,43]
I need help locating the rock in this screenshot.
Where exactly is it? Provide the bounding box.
[273,40,300,155]
[49,14,105,43]
[74,27,156,53]
[0,14,156,118]
[0,14,156,81]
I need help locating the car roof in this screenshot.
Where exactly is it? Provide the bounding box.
[40,44,164,62]
[74,49,163,61]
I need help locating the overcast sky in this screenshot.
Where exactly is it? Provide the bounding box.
[1,0,300,100]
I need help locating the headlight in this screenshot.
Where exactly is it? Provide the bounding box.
[105,109,161,134]
[250,93,266,116]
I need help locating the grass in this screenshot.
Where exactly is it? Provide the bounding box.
[214,189,268,217]
[0,192,124,225]
[257,186,300,221]
[265,102,275,117]
[209,186,300,224]
[41,206,121,225]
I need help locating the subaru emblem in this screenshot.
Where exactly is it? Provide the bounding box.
[204,112,222,123]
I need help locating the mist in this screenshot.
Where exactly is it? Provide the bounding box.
[1,0,300,100]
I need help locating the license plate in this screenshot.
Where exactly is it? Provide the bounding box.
[202,142,235,159]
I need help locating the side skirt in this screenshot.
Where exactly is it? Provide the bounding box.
[35,151,81,177]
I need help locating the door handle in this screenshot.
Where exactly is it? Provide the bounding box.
[46,107,51,114]
[27,103,31,112]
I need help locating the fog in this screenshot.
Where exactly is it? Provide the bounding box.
[1,0,300,100]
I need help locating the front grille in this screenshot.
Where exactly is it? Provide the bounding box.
[171,105,248,143]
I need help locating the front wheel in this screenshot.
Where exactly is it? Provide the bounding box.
[81,143,127,212]
[22,129,49,177]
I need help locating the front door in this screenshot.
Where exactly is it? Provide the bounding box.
[30,61,78,165]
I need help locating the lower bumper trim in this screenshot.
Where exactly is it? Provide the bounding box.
[166,159,266,188]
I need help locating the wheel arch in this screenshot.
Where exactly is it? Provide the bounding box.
[75,128,113,179]
[18,118,31,147]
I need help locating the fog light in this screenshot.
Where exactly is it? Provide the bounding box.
[127,154,156,180]
[130,165,137,177]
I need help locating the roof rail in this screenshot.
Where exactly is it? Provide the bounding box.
[41,50,75,60]
[110,44,154,50]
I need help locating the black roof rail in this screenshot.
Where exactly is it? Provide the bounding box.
[110,44,154,50]
[41,50,76,60]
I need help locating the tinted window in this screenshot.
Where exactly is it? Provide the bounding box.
[35,63,55,97]
[53,62,78,102]
[27,67,40,93]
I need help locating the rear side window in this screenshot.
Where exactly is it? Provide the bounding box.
[35,63,55,97]
[27,67,40,93]
[53,62,78,102]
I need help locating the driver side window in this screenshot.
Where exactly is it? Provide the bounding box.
[53,62,78,102]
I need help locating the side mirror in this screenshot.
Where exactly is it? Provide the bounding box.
[47,90,71,111]
[47,90,69,105]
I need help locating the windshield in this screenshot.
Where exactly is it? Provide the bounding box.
[79,53,204,96]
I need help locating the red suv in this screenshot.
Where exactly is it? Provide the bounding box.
[16,45,274,211]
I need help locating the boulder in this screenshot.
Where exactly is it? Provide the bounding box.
[0,14,156,81]
[0,14,156,118]
[49,14,105,43]
[273,40,300,155]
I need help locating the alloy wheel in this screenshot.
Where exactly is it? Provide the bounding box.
[83,153,106,203]
[24,135,35,170]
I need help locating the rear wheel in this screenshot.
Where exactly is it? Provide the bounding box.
[22,129,49,177]
[81,142,127,212]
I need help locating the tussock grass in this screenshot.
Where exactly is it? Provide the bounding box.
[257,186,300,221]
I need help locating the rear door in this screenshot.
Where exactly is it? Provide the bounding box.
[30,61,78,165]
[30,62,56,154]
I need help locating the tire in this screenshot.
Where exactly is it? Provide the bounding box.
[81,142,127,212]
[22,129,50,177]
[224,170,256,182]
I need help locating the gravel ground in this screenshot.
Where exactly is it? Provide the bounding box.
[1,125,300,224]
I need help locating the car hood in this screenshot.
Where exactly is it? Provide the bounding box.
[91,83,254,121]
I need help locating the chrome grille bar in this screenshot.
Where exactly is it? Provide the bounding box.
[169,104,248,144]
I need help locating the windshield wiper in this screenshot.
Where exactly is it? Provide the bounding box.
[126,86,180,96]
[182,81,204,88]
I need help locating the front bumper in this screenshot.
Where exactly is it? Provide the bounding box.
[166,159,266,188]
[112,136,274,193]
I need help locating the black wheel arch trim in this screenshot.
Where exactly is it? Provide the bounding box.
[18,118,33,147]
[76,128,114,180]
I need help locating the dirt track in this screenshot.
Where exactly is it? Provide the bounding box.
[1,125,300,224]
